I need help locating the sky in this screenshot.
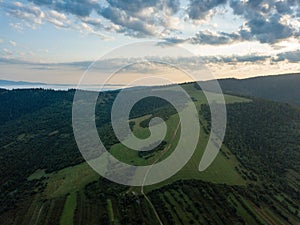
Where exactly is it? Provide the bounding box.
[0,0,300,85]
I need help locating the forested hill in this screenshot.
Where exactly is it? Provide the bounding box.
[204,73,300,106]
[0,89,75,125]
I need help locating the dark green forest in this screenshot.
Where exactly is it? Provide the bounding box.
[201,100,300,201]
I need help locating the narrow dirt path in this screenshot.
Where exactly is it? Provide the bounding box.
[33,203,44,225]
[141,121,181,225]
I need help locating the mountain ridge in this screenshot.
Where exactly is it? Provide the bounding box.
[0,80,46,86]
[215,72,300,106]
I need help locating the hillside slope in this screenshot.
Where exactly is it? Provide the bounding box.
[199,73,300,106]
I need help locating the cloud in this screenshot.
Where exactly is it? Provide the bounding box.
[2,50,299,76]
[80,17,102,28]
[21,0,181,38]
[9,40,17,47]
[46,10,70,28]
[1,0,300,45]
[0,57,27,64]
[77,22,111,40]
[188,0,227,20]
[191,30,240,45]
[106,0,160,14]
[1,1,109,39]
[238,12,294,44]
[9,22,24,32]
[106,0,180,16]
[2,1,45,27]
[99,6,158,37]
[161,31,242,46]
[186,0,300,44]
[160,37,187,45]
[3,48,13,56]
[231,55,269,63]
[98,0,181,37]
[28,0,100,17]
[2,1,71,29]
[229,0,300,43]
[274,50,300,63]
[181,54,270,64]
[275,1,293,14]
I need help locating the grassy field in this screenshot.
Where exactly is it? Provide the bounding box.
[38,87,250,198]
[43,161,99,199]
[60,192,77,225]
[107,199,115,225]
[113,87,249,188]
[180,82,251,104]
[109,113,180,166]
[27,169,47,181]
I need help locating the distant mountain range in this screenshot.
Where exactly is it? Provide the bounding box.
[0,80,46,86]
[0,80,128,91]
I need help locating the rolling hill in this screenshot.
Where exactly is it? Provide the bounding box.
[215,73,300,106]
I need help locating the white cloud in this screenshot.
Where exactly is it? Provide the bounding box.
[3,48,13,56]
[3,1,45,27]
[48,10,67,21]
[77,22,112,40]
[45,10,70,28]
[9,40,17,47]
[9,22,23,32]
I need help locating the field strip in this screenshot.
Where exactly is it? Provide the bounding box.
[141,121,181,225]
[252,204,276,225]
[34,204,44,225]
